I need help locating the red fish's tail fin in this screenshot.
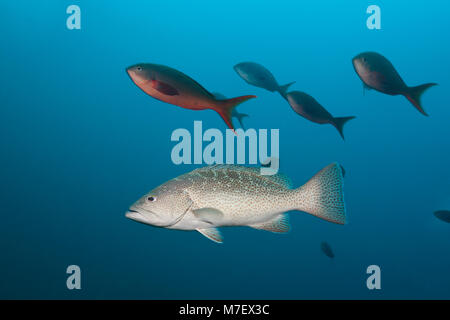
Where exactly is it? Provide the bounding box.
[216,95,256,131]
[332,116,356,141]
[404,83,437,116]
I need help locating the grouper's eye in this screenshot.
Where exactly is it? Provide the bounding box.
[147,196,156,202]
[137,66,142,71]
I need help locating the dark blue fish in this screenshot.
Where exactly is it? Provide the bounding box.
[434,210,450,223]
[233,62,295,99]
[286,91,356,140]
[352,52,437,116]
[320,242,335,259]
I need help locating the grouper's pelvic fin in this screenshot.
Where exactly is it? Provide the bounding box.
[216,95,256,131]
[197,227,223,243]
[294,163,346,225]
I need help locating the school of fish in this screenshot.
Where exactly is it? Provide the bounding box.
[125,51,439,246]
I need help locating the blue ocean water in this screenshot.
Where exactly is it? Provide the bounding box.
[1,0,449,299]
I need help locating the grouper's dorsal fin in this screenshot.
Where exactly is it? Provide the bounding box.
[191,165,293,189]
[196,227,223,243]
[249,214,290,233]
[264,172,292,189]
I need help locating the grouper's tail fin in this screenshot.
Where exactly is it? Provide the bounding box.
[216,95,256,131]
[294,163,346,225]
[404,83,437,116]
[278,81,296,99]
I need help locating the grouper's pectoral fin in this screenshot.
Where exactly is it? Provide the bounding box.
[249,214,290,233]
[193,207,224,224]
[196,228,223,243]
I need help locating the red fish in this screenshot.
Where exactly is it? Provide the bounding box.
[126,63,256,130]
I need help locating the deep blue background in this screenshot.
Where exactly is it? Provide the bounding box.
[1,0,449,299]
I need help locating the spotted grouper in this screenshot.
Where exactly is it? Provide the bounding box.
[126,163,346,243]
[126,63,256,130]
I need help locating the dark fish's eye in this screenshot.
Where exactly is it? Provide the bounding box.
[147,196,156,202]
[137,66,142,71]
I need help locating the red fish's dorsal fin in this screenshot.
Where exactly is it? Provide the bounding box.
[215,95,256,131]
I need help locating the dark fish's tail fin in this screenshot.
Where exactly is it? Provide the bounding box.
[234,112,249,129]
[217,95,256,131]
[332,116,356,140]
[294,163,346,225]
[278,81,296,99]
[404,83,437,116]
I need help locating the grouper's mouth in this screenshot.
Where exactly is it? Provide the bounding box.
[126,203,193,228]
[125,209,149,224]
